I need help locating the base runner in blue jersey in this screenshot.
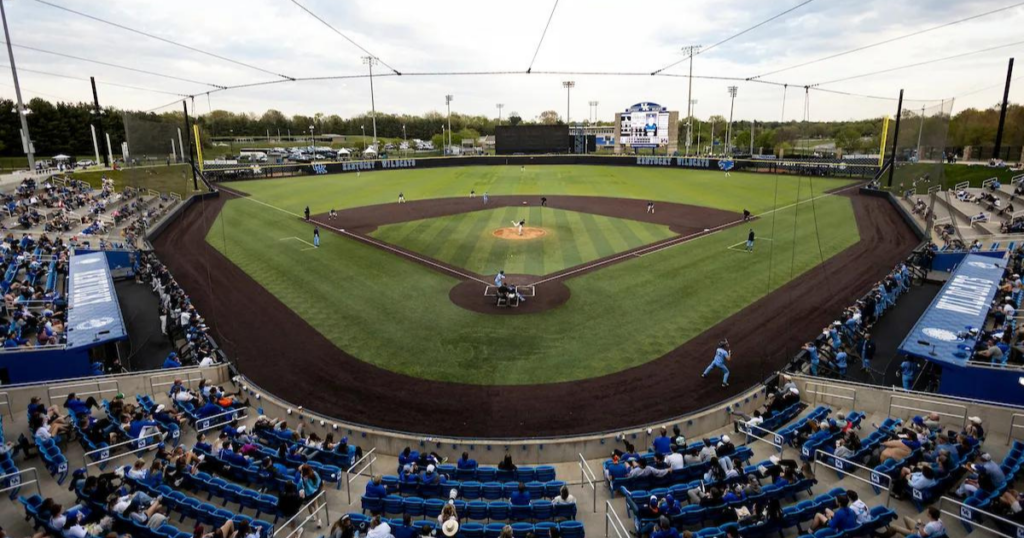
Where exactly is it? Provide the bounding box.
[702,339,732,387]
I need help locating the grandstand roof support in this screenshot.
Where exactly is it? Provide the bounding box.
[993,57,1015,160]
[887,89,904,187]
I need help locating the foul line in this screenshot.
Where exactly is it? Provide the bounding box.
[530,181,863,287]
[221,187,491,285]
[279,236,317,249]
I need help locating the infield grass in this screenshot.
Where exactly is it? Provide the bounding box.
[370,207,676,275]
[211,166,861,384]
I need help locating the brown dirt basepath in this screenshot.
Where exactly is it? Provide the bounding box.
[154,192,918,438]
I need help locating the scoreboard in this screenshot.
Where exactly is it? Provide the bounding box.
[495,125,570,155]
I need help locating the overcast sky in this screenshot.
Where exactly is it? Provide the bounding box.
[2,0,1023,123]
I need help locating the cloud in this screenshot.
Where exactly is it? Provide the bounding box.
[2,0,1022,122]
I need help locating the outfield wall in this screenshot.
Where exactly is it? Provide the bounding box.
[203,154,880,182]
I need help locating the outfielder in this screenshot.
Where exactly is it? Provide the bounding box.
[701,339,732,387]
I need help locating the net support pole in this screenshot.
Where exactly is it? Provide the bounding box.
[182,100,198,191]
[177,128,185,165]
[887,89,904,188]
[1,0,34,171]
[90,76,108,167]
[878,116,890,168]
[993,57,1015,160]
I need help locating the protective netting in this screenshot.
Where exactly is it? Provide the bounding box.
[888,99,954,193]
[118,111,197,194]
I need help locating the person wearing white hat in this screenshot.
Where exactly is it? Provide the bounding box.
[966,417,986,440]
[441,519,459,537]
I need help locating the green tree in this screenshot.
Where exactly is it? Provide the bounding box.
[508,113,523,126]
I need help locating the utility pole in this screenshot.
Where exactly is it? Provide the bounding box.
[89,77,108,167]
[182,100,198,191]
[2,0,33,171]
[887,89,905,187]
[750,120,755,156]
[362,56,379,150]
[562,81,574,124]
[727,86,738,155]
[682,45,702,155]
[994,57,1015,160]
[916,104,926,162]
[496,103,504,125]
[445,94,453,154]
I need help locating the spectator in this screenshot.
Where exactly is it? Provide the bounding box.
[457,452,477,470]
[551,485,576,506]
[510,482,531,506]
[365,476,387,500]
[652,427,672,455]
[810,494,857,531]
[890,506,944,538]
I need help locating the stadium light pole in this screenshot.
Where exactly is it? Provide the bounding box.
[496,103,504,125]
[682,45,702,156]
[445,94,453,154]
[726,86,738,156]
[360,125,365,153]
[402,124,407,157]
[1,0,33,171]
[363,56,379,150]
[562,81,575,124]
[309,124,315,163]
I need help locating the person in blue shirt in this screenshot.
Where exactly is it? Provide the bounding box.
[127,414,160,440]
[457,452,477,470]
[604,457,628,481]
[701,340,732,387]
[650,516,681,538]
[652,427,672,455]
[804,342,820,376]
[63,393,98,417]
[509,482,531,506]
[162,352,182,369]
[834,351,848,377]
[196,402,224,419]
[811,494,857,531]
[365,476,388,498]
[900,360,917,390]
[299,464,324,528]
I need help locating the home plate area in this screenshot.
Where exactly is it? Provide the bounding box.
[484,284,536,308]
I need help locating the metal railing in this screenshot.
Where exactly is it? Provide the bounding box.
[983,177,999,189]
[0,391,12,419]
[81,431,164,470]
[605,500,630,538]
[46,379,120,406]
[736,421,785,455]
[954,181,971,191]
[928,184,942,194]
[1007,414,1024,445]
[1012,173,1024,185]
[274,490,330,538]
[344,447,377,504]
[578,453,598,513]
[812,449,892,507]
[0,467,42,498]
[887,394,968,432]
[940,496,1024,538]
[149,368,208,396]
[803,381,857,410]
[195,407,248,433]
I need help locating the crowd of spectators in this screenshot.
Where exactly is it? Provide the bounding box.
[135,251,221,368]
[794,262,914,382]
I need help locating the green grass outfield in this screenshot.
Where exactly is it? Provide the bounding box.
[212,166,861,384]
[371,207,676,275]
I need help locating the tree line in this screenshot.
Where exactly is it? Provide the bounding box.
[1,96,1020,159]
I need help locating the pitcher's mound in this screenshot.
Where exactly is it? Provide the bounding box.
[493,227,546,240]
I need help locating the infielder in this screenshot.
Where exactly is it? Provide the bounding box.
[398,192,406,203]
[483,192,489,204]
[313,226,320,248]
[511,219,525,236]
[745,229,755,252]
[646,201,655,214]
[701,340,731,387]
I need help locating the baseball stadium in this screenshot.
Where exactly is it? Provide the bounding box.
[2,2,1024,538]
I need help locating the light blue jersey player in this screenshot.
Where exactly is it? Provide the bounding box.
[702,340,732,387]
[494,270,506,287]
